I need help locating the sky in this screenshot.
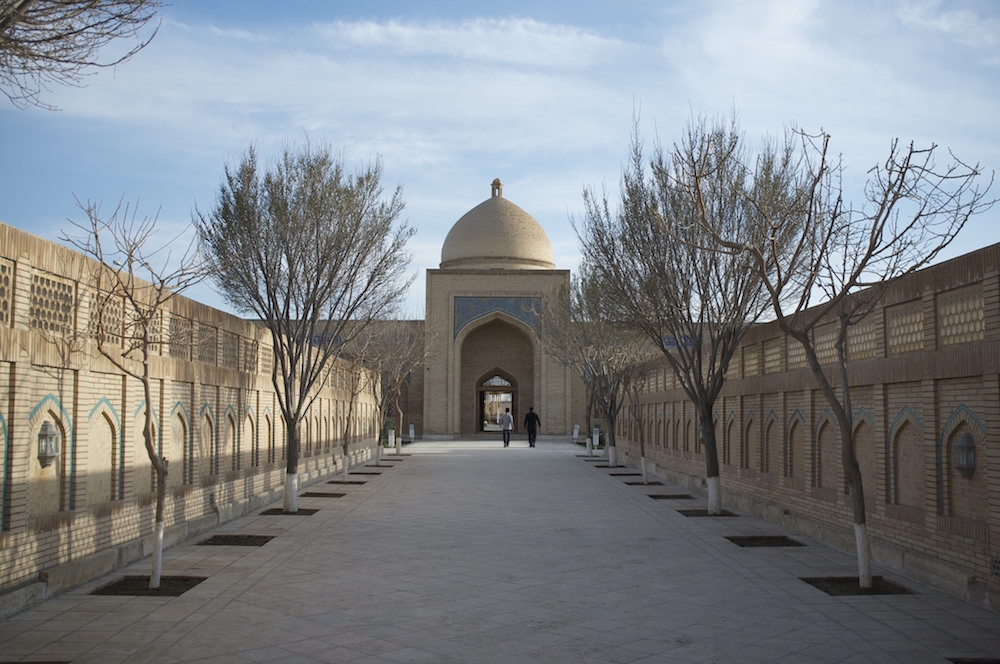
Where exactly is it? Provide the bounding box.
[2,0,999,317]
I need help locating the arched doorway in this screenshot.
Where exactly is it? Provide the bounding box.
[479,371,516,432]
[459,318,535,434]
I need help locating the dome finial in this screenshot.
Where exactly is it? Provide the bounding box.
[491,178,503,198]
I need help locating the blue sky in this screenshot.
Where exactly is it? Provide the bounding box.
[2,0,998,316]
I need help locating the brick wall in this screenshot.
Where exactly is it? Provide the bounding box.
[616,243,1000,610]
[0,223,378,603]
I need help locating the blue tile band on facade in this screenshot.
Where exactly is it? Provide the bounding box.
[453,296,541,339]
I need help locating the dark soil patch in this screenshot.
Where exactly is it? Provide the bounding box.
[648,493,694,500]
[366,464,394,468]
[300,492,345,498]
[91,575,206,596]
[259,508,319,516]
[948,659,1000,664]
[327,480,365,485]
[726,535,804,548]
[625,481,663,485]
[609,472,641,476]
[801,576,912,596]
[677,508,738,517]
[198,534,274,547]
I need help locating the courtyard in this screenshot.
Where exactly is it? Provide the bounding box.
[1,440,999,663]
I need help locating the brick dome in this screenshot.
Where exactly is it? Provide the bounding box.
[440,179,555,270]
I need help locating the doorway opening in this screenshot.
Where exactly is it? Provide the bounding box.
[479,373,515,432]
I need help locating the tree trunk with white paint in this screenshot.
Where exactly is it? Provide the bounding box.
[698,409,723,516]
[706,475,721,515]
[150,521,164,588]
[283,472,298,513]
[855,523,872,588]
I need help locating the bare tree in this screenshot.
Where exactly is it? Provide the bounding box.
[577,116,785,513]
[623,355,658,482]
[710,130,994,587]
[341,324,386,456]
[332,330,376,479]
[359,319,425,456]
[1,0,161,109]
[543,267,651,467]
[195,143,414,513]
[63,197,205,588]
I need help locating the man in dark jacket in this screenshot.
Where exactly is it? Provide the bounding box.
[523,406,540,447]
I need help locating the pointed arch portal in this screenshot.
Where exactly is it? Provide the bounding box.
[459,317,535,434]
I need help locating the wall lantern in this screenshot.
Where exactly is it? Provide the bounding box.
[953,432,976,479]
[37,421,60,468]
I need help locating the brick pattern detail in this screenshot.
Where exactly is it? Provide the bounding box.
[937,285,984,346]
[89,291,124,348]
[886,300,924,355]
[197,325,217,365]
[148,310,162,355]
[260,344,273,374]
[743,346,759,377]
[30,270,74,336]
[814,323,837,364]
[0,259,13,326]
[221,330,239,369]
[242,339,258,373]
[168,314,192,359]
[847,318,877,360]
[787,338,807,369]
[763,338,783,374]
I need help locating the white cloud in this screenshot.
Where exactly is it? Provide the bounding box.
[3,1,998,318]
[316,18,623,69]
[897,0,1000,52]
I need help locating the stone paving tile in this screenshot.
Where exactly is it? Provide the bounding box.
[1,440,1000,662]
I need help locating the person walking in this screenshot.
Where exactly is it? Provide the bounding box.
[523,406,540,447]
[500,407,514,447]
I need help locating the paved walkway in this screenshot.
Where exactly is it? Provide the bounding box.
[1,440,999,664]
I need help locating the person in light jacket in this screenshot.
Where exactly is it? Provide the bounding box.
[500,407,514,447]
[500,408,514,447]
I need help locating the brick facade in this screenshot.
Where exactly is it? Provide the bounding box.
[615,243,1000,610]
[423,268,586,437]
[0,223,378,611]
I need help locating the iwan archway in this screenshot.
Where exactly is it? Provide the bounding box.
[459,318,534,435]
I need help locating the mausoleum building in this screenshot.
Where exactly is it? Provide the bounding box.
[421,179,586,438]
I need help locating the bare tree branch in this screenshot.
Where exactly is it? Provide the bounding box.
[542,267,652,463]
[705,129,995,588]
[1,0,161,109]
[195,141,414,512]
[61,195,206,589]
[576,113,783,511]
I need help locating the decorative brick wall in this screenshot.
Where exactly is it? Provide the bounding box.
[0,223,378,604]
[618,243,1000,610]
